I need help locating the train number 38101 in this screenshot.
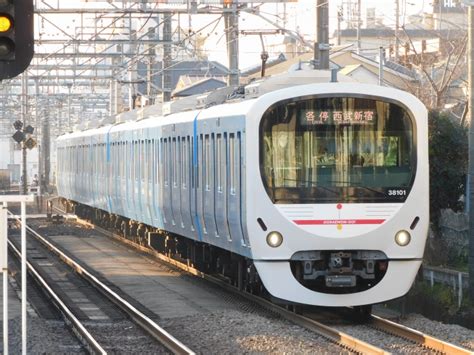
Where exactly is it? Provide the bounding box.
[387,189,407,196]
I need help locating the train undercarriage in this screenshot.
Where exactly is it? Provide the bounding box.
[64,200,374,316]
[69,201,264,296]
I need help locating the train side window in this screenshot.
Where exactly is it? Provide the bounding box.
[123,142,126,179]
[154,139,159,185]
[216,134,222,193]
[229,133,235,195]
[236,132,241,195]
[140,140,144,183]
[204,135,210,191]
[172,138,177,188]
[164,138,168,187]
[181,137,187,189]
[146,140,150,183]
[130,141,134,182]
[197,135,203,189]
[141,140,144,183]
[149,139,152,183]
[136,141,139,182]
[191,136,195,189]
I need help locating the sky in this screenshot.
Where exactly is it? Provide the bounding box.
[191,0,433,68]
[37,0,435,72]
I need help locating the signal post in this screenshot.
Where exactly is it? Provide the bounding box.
[0,1,35,354]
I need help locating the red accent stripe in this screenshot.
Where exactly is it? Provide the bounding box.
[293,219,385,225]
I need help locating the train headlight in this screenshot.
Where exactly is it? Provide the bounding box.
[395,230,411,246]
[266,231,283,248]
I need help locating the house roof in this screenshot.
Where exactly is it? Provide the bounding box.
[172,77,227,97]
[137,60,229,95]
[339,64,363,76]
[334,28,464,39]
[343,51,417,80]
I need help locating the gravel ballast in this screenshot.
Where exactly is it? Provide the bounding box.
[399,314,474,351]
[161,310,353,354]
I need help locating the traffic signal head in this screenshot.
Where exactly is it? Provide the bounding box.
[0,0,14,60]
[0,0,34,80]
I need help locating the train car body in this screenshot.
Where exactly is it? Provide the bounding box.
[57,81,428,307]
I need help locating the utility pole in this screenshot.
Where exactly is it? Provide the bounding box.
[395,0,400,62]
[129,27,137,110]
[42,103,50,190]
[162,14,172,102]
[225,4,239,86]
[147,26,157,105]
[467,1,474,303]
[315,0,329,69]
[356,0,361,54]
[35,79,41,199]
[337,6,343,46]
[20,73,28,195]
[67,83,72,130]
[378,47,384,86]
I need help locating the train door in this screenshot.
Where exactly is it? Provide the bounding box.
[214,132,231,242]
[171,136,184,231]
[162,137,174,227]
[145,139,153,226]
[180,135,194,233]
[190,135,199,240]
[152,135,164,229]
[227,132,248,247]
[196,134,208,240]
[202,133,218,239]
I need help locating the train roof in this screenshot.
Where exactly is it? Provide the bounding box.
[57,72,425,143]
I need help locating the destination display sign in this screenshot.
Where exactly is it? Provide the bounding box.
[300,109,376,126]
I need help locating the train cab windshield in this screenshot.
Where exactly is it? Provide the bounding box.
[259,95,416,203]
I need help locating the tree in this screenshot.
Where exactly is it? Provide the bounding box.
[428,111,468,225]
[400,27,467,111]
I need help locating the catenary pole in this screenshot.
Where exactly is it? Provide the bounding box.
[395,0,399,62]
[468,3,474,302]
[316,0,329,69]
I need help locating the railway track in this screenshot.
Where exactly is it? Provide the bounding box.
[77,218,473,355]
[7,212,194,355]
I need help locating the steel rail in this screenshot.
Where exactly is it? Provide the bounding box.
[7,239,107,355]
[370,315,473,354]
[9,214,195,355]
[83,221,388,355]
[87,220,474,355]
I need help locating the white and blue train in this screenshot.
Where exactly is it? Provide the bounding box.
[57,79,428,307]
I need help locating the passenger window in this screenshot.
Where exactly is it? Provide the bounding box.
[205,135,210,191]
[216,134,222,193]
[182,137,187,189]
[173,138,178,188]
[229,134,235,195]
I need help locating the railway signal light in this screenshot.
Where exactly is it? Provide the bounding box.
[12,129,24,143]
[0,0,34,80]
[13,119,22,130]
[24,124,34,134]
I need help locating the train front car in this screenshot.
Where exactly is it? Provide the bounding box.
[246,83,428,307]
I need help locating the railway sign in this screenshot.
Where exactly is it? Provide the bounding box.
[24,137,36,150]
